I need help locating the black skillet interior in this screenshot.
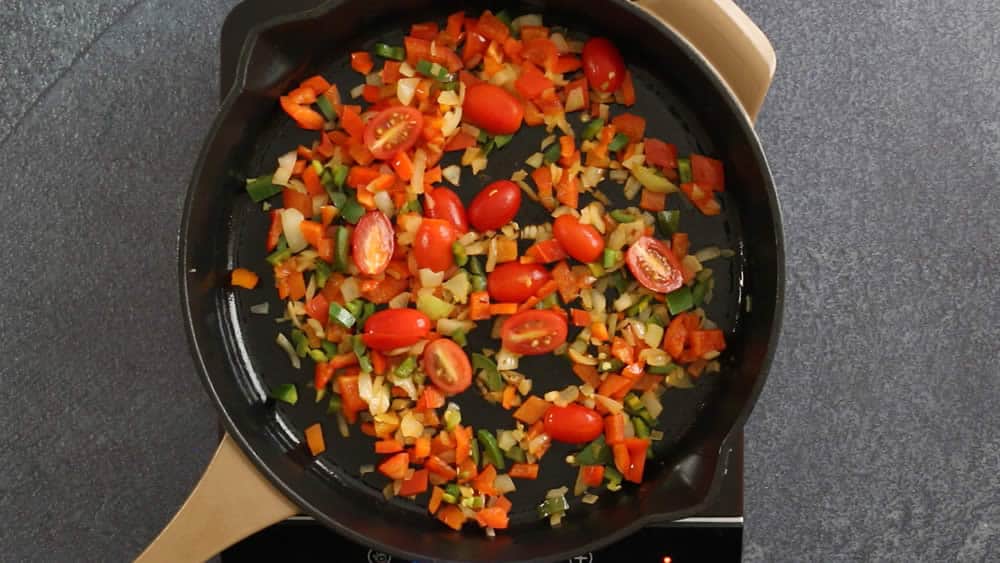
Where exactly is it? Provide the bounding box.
[182,1,781,561]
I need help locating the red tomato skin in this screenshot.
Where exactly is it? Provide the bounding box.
[625,236,684,293]
[424,187,469,232]
[423,338,473,396]
[582,37,626,93]
[552,214,605,263]
[487,263,552,303]
[351,211,395,275]
[363,107,424,159]
[414,219,458,272]
[362,309,431,351]
[543,404,604,444]
[463,83,523,135]
[467,180,521,232]
[500,310,568,355]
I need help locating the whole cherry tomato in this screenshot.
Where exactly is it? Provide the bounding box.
[423,338,473,396]
[581,37,627,93]
[543,404,604,444]
[463,82,523,135]
[362,309,431,351]
[424,186,469,232]
[487,263,551,303]
[414,218,458,272]
[552,214,605,263]
[351,211,394,275]
[467,180,521,232]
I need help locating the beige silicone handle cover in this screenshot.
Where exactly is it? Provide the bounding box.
[135,434,297,563]
[138,4,774,561]
[635,0,776,122]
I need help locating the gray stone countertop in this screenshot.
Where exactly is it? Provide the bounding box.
[0,1,996,561]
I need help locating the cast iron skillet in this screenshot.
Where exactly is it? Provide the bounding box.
[138,1,782,561]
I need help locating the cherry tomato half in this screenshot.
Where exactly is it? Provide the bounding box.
[553,214,605,263]
[424,186,469,232]
[352,211,394,275]
[414,218,458,272]
[363,106,424,160]
[487,263,552,303]
[626,236,684,293]
[423,338,473,396]
[362,309,432,351]
[463,82,523,135]
[543,404,604,444]
[467,180,521,232]
[582,37,626,93]
[500,309,568,356]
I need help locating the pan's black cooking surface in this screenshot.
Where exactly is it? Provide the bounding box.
[184,0,779,560]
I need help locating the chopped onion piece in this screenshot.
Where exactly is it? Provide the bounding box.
[280,208,307,252]
[681,255,704,276]
[396,77,420,105]
[511,14,543,31]
[641,390,664,418]
[350,84,365,98]
[565,87,585,112]
[374,190,396,217]
[437,317,475,335]
[339,277,361,303]
[400,411,424,438]
[273,151,297,186]
[250,303,270,315]
[550,33,570,53]
[438,89,461,106]
[399,61,415,77]
[359,464,375,475]
[419,268,444,288]
[275,333,301,369]
[441,107,463,137]
[593,394,623,414]
[496,348,519,371]
[567,348,597,366]
[639,348,670,367]
[650,429,665,441]
[442,165,461,186]
[582,493,599,504]
[694,246,722,263]
[540,135,556,150]
[525,152,545,168]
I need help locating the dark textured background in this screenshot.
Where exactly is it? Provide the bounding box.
[0,1,997,561]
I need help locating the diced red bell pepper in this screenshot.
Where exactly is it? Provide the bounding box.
[266,210,282,252]
[581,465,605,487]
[398,468,429,496]
[337,375,367,423]
[623,438,650,483]
[690,154,725,191]
[644,138,678,169]
[476,507,510,529]
[378,452,410,480]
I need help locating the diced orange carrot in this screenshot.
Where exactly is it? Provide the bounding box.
[230,268,259,289]
[570,308,591,327]
[489,303,518,316]
[513,396,552,424]
[509,463,539,480]
[304,423,325,456]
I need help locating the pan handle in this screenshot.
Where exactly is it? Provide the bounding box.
[633,0,776,122]
[135,434,297,562]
